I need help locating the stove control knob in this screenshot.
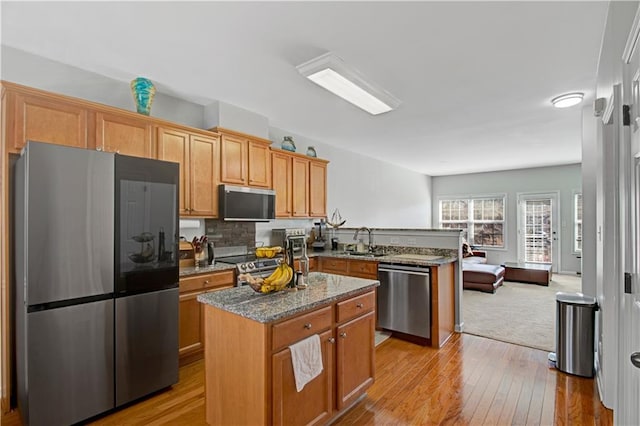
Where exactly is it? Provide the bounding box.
[247,263,255,269]
[239,264,247,271]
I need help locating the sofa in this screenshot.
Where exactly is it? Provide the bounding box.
[462,250,505,293]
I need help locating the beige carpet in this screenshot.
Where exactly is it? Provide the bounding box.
[462,274,582,352]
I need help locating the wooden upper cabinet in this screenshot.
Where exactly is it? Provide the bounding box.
[219,133,247,185]
[189,134,219,217]
[8,89,90,153]
[292,157,310,217]
[95,112,153,158]
[157,127,190,215]
[309,159,328,218]
[248,140,271,188]
[157,127,219,217]
[272,151,293,217]
[215,128,272,188]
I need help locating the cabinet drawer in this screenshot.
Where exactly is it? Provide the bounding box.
[348,260,378,278]
[204,270,235,290]
[336,291,375,324]
[179,270,235,293]
[321,258,348,273]
[272,306,332,351]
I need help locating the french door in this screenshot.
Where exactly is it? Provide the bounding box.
[517,192,559,271]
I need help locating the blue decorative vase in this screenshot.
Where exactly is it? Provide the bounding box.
[281,136,296,152]
[306,146,317,157]
[130,77,156,115]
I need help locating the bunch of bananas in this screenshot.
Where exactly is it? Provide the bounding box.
[263,263,294,290]
[255,246,283,258]
[239,262,294,294]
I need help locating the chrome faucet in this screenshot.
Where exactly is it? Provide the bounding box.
[353,227,375,252]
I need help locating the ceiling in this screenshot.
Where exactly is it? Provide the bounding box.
[1,1,608,176]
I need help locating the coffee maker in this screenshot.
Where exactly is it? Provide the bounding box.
[312,219,327,252]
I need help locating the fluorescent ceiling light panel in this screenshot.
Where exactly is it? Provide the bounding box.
[297,52,401,115]
[551,92,584,108]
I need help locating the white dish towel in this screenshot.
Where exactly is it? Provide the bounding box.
[289,334,323,392]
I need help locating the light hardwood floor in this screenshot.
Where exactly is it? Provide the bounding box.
[2,333,612,425]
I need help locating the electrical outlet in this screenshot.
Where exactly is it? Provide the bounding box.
[390,237,400,244]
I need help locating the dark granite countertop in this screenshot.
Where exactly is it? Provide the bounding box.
[179,263,236,277]
[310,251,457,267]
[197,272,379,323]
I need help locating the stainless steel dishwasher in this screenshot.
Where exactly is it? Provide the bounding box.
[377,263,431,339]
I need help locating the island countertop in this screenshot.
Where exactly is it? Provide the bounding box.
[197,272,379,323]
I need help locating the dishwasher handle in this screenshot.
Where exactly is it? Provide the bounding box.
[378,264,431,275]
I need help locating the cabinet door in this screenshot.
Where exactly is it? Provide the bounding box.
[292,157,310,217]
[347,260,379,279]
[309,160,327,217]
[95,112,153,158]
[189,134,219,217]
[319,258,348,276]
[157,127,190,215]
[12,91,89,152]
[272,329,333,426]
[179,291,203,359]
[247,140,271,188]
[272,152,293,217]
[220,134,247,185]
[336,311,375,410]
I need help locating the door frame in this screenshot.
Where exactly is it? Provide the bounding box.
[516,191,560,272]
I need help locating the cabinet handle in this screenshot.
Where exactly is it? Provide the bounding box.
[328,337,335,344]
[204,280,210,284]
[96,147,103,152]
[340,332,347,338]
[356,303,364,308]
[304,323,312,330]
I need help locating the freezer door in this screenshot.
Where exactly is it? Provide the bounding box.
[21,142,114,305]
[26,299,114,426]
[115,287,179,406]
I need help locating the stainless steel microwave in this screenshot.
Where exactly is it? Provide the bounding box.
[218,184,275,221]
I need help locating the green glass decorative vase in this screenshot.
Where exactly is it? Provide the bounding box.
[306,146,317,157]
[281,136,296,152]
[130,77,156,115]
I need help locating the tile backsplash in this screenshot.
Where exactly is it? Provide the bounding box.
[204,219,255,248]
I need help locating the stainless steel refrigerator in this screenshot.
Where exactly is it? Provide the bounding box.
[15,141,179,425]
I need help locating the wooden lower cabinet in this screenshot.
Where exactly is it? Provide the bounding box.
[202,288,376,426]
[178,270,234,365]
[293,257,317,272]
[319,257,378,279]
[272,329,334,426]
[336,311,375,410]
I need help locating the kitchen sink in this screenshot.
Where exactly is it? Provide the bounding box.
[340,251,387,258]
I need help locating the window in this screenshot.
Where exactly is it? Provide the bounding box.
[574,193,582,252]
[439,196,505,248]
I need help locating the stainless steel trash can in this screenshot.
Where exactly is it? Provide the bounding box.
[555,292,598,377]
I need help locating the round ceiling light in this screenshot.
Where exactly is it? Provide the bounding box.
[551,92,584,108]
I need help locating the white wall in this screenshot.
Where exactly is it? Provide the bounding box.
[2,47,434,248]
[431,164,582,274]
[581,104,597,297]
[1,46,205,128]
[269,127,433,229]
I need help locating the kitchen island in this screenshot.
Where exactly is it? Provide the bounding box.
[198,272,379,426]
